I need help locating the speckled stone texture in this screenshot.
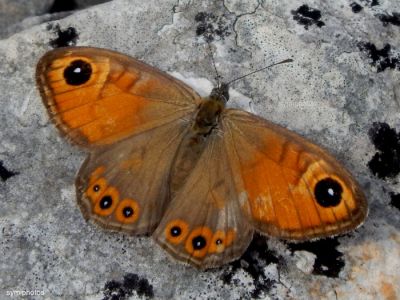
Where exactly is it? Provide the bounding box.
[0,0,110,38]
[0,0,53,38]
[0,0,399,299]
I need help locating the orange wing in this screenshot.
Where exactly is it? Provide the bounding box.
[223,109,368,240]
[36,47,201,147]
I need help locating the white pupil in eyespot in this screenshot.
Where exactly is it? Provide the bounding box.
[73,67,81,73]
[328,188,334,196]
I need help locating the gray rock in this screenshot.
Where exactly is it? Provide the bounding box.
[0,0,399,299]
[0,0,111,38]
[0,0,54,38]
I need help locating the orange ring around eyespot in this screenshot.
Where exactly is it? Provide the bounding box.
[93,186,120,216]
[208,230,226,254]
[86,177,108,204]
[164,219,189,245]
[115,199,140,224]
[185,227,213,258]
[89,166,106,185]
[50,57,97,84]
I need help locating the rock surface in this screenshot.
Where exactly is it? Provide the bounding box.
[0,0,399,299]
[0,0,110,38]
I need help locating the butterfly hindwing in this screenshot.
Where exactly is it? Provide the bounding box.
[153,132,254,269]
[76,119,192,234]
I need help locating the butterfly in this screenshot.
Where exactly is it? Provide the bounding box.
[36,47,368,269]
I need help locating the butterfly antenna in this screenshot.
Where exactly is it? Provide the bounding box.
[226,58,293,86]
[207,41,221,88]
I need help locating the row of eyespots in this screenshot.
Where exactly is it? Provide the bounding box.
[164,219,236,258]
[85,168,140,224]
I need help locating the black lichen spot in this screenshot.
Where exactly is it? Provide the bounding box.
[192,235,207,250]
[291,5,325,30]
[170,226,181,237]
[103,280,125,300]
[314,178,343,207]
[63,60,92,85]
[103,273,154,300]
[48,24,79,48]
[368,122,400,179]
[222,235,284,299]
[49,0,77,13]
[287,238,344,278]
[377,12,400,27]
[125,274,154,299]
[350,2,363,13]
[390,193,400,211]
[360,0,379,6]
[100,196,113,209]
[195,12,231,42]
[0,161,18,182]
[358,42,400,72]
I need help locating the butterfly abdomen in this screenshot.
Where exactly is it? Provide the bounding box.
[169,131,209,197]
[170,96,226,196]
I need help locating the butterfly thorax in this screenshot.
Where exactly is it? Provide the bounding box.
[192,83,229,135]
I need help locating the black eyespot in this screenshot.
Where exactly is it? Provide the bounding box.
[216,239,222,245]
[93,185,100,192]
[122,207,133,218]
[99,195,113,209]
[170,226,182,237]
[63,60,92,85]
[314,178,343,207]
[192,235,207,250]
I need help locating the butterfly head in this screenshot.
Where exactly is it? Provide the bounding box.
[210,82,229,104]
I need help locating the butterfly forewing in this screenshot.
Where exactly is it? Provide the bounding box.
[36,47,201,147]
[222,109,368,240]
